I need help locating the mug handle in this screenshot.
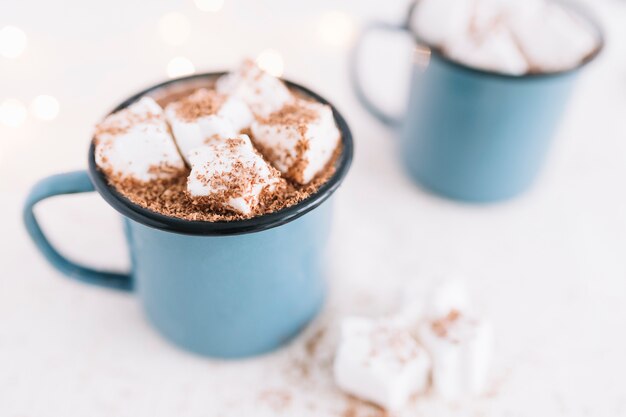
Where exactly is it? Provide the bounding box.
[349,20,412,128]
[23,170,133,291]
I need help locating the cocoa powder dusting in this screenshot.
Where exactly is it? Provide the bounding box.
[104,143,342,222]
[431,309,462,338]
[342,396,390,417]
[95,109,163,137]
[172,89,226,121]
[262,102,318,126]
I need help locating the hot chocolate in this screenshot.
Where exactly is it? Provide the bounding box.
[94,60,342,221]
[412,0,600,75]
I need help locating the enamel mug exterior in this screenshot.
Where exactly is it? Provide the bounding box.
[23,74,353,358]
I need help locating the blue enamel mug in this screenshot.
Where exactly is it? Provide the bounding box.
[23,73,353,358]
[351,2,603,202]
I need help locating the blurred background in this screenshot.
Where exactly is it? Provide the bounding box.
[0,0,417,192]
[1,0,626,416]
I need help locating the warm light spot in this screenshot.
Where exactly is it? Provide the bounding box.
[0,26,28,59]
[31,95,60,121]
[167,57,195,78]
[0,99,27,127]
[256,49,284,77]
[194,0,224,12]
[158,12,191,46]
[316,11,356,48]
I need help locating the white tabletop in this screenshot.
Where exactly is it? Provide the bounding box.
[1,0,625,415]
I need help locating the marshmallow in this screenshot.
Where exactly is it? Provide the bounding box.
[444,24,529,75]
[251,98,340,184]
[94,97,185,182]
[216,59,293,119]
[186,135,280,215]
[165,88,253,162]
[413,0,598,75]
[334,316,431,411]
[413,0,474,47]
[424,280,472,323]
[400,278,471,324]
[414,281,492,400]
[508,3,598,72]
[417,310,493,400]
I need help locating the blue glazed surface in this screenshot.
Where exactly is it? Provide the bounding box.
[23,169,333,357]
[125,202,332,358]
[22,171,132,290]
[399,54,578,202]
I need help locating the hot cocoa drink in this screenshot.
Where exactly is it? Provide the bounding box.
[94,60,342,221]
[412,0,600,75]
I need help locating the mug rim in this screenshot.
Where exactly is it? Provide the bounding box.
[405,0,605,80]
[88,72,354,236]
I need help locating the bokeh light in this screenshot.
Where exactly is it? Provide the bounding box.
[31,95,60,121]
[0,26,28,59]
[194,0,224,12]
[167,57,195,78]
[316,11,356,48]
[158,12,191,46]
[256,49,284,77]
[0,99,27,127]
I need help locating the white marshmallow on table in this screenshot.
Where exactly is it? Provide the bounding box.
[165,88,253,163]
[251,98,341,184]
[508,3,598,72]
[418,310,493,400]
[398,277,469,323]
[333,316,431,411]
[94,97,185,182]
[415,281,493,400]
[216,59,293,119]
[186,134,279,215]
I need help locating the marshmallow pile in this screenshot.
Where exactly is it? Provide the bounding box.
[94,60,341,215]
[413,0,599,75]
[333,280,493,411]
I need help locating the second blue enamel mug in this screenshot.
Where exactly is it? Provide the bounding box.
[351,1,603,202]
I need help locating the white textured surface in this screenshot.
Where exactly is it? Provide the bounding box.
[413,0,599,74]
[164,89,245,162]
[1,0,626,415]
[95,97,185,181]
[334,316,431,410]
[418,313,494,400]
[216,59,293,118]
[251,98,341,184]
[187,135,278,215]
[444,24,529,75]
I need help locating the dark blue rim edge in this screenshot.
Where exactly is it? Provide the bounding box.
[405,0,605,81]
[88,72,354,236]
